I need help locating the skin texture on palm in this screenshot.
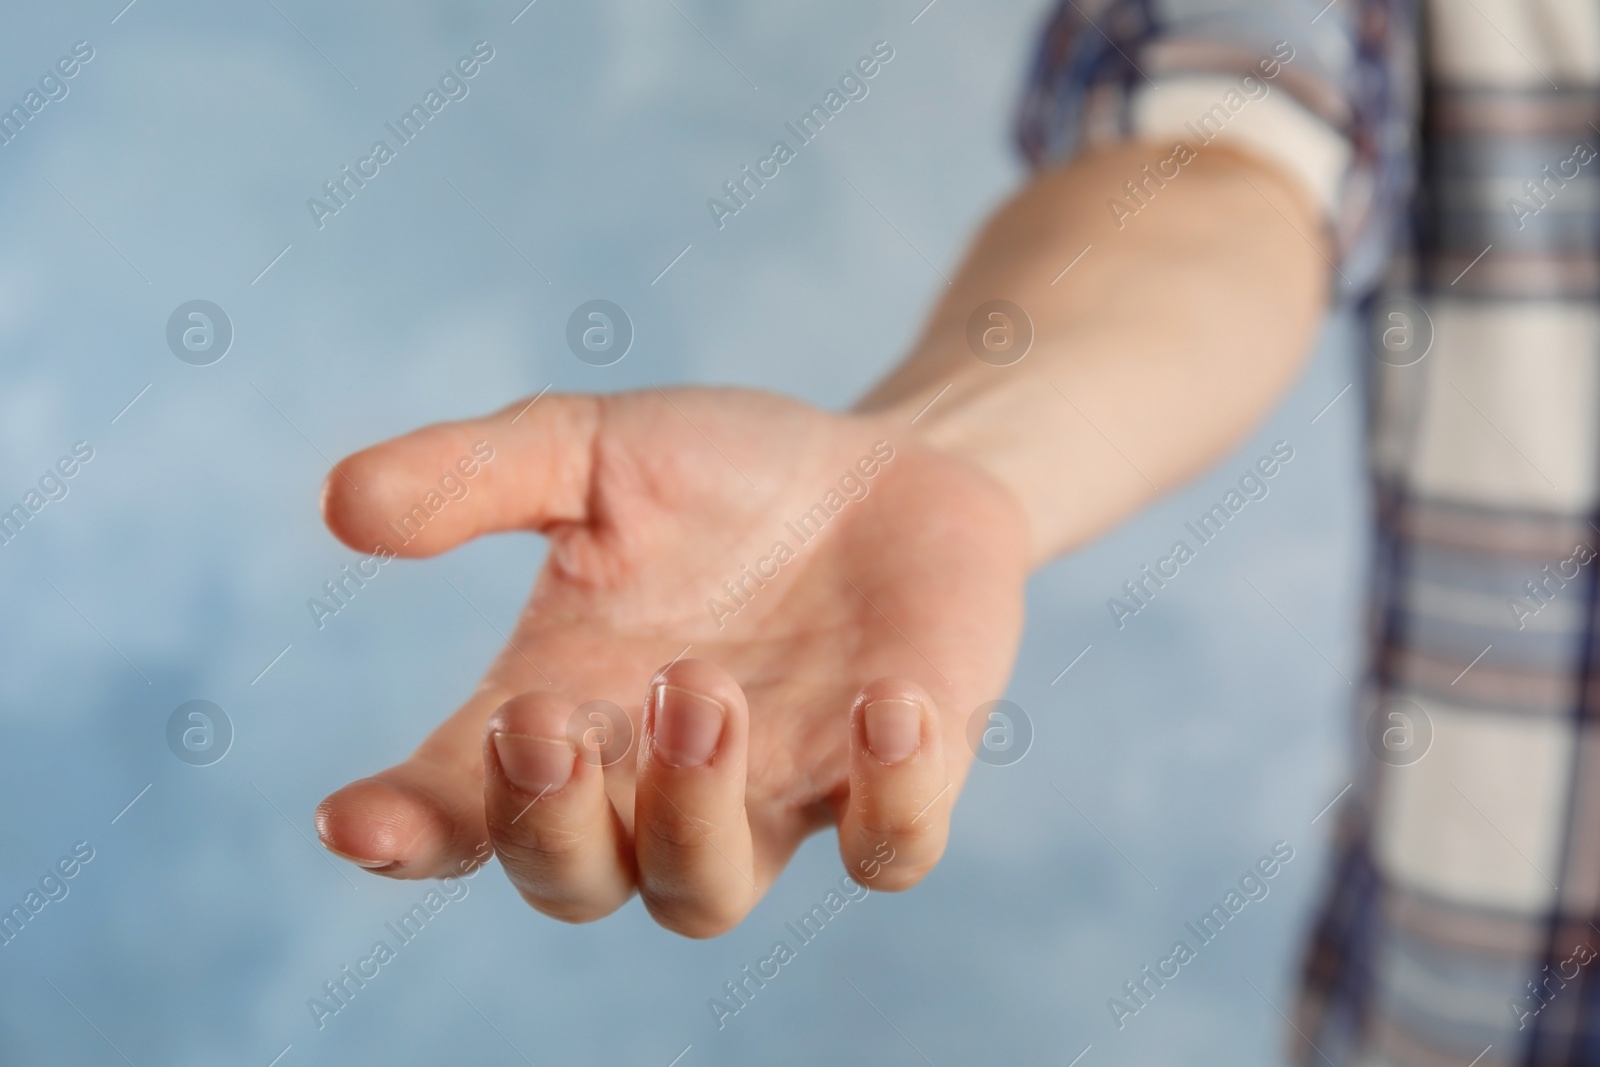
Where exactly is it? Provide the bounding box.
[315,387,1030,936]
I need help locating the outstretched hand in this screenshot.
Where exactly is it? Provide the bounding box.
[314,386,1028,937]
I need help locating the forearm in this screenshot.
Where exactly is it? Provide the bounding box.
[857,139,1329,566]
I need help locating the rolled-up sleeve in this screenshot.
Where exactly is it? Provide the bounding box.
[1016,0,1419,296]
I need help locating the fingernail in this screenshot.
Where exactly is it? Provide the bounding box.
[653,685,726,768]
[321,843,393,869]
[492,731,576,795]
[864,699,922,764]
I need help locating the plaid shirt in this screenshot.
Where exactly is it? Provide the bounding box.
[1020,0,1600,1063]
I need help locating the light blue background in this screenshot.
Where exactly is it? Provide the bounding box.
[0,2,1365,1064]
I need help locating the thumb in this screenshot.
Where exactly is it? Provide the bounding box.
[321,392,599,558]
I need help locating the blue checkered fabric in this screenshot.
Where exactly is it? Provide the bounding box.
[1020,1,1600,1063]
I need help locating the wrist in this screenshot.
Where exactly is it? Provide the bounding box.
[855,352,1063,566]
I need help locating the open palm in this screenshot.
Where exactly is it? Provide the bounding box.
[315,386,1029,936]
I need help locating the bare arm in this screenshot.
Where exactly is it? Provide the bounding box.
[313,137,1335,935]
[860,139,1331,564]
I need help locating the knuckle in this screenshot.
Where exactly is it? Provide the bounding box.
[516,887,623,925]
[639,889,746,939]
[854,810,931,841]
[493,817,589,862]
[857,860,934,893]
[844,830,942,891]
[642,804,722,851]
[851,785,951,844]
